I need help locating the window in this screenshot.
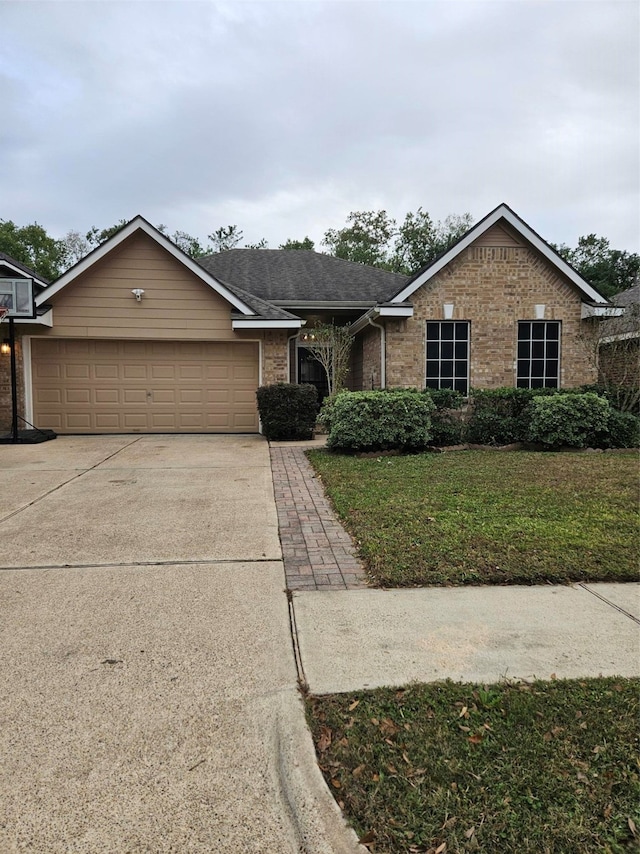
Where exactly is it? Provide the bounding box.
[425,321,469,394]
[516,321,560,388]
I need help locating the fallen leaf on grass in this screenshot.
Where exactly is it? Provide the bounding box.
[352,764,366,777]
[464,826,476,839]
[317,726,332,752]
[468,733,484,744]
[603,803,613,820]
[330,778,341,789]
[629,817,638,838]
[348,699,360,711]
[359,829,375,845]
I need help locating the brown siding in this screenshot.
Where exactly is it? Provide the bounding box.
[39,233,238,340]
[385,243,597,390]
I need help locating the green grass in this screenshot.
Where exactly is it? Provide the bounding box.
[307,450,639,586]
[306,678,640,854]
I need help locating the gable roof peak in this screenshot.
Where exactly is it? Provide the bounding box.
[390,203,609,305]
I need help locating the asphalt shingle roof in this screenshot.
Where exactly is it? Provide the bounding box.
[197,249,409,304]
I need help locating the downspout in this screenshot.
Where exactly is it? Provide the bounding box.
[367,314,386,389]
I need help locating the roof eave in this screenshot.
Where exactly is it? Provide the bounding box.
[391,204,610,306]
[35,217,256,316]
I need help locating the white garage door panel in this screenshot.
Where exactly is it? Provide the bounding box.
[31,339,260,434]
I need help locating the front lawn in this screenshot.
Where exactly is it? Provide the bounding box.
[307,450,639,586]
[307,678,640,854]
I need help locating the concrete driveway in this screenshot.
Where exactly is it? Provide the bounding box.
[0,436,360,854]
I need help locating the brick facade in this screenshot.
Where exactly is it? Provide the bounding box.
[383,245,597,390]
[261,329,290,385]
[0,332,25,432]
[360,324,382,390]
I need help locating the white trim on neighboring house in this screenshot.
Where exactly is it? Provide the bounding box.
[392,204,610,306]
[0,260,48,289]
[599,330,640,345]
[14,310,53,327]
[231,318,303,330]
[34,217,257,316]
[581,304,625,319]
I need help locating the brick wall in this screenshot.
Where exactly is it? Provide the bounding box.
[359,324,382,390]
[0,333,25,432]
[385,245,597,390]
[261,329,290,385]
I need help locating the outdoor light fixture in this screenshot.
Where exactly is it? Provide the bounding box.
[1,340,10,355]
[131,288,145,301]
[443,303,454,319]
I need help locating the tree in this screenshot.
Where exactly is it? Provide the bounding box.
[208,225,244,252]
[322,208,474,274]
[391,210,474,274]
[85,220,130,247]
[168,230,211,258]
[0,219,68,281]
[61,230,92,267]
[245,238,269,249]
[552,234,640,300]
[280,237,315,251]
[302,323,353,396]
[322,210,396,268]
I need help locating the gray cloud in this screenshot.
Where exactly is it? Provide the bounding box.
[1,0,637,252]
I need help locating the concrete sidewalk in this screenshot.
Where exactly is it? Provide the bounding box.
[292,582,640,694]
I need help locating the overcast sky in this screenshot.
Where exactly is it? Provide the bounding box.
[1,0,638,253]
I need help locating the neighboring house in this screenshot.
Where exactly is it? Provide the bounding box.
[598,283,639,393]
[0,204,621,434]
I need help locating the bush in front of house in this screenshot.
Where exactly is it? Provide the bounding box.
[527,392,611,448]
[465,387,543,445]
[327,390,435,452]
[423,388,465,446]
[256,383,319,441]
[601,408,640,449]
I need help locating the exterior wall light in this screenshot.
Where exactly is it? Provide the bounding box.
[535,304,546,319]
[1,340,10,355]
[131,288,145,301]
[443,303,454,319]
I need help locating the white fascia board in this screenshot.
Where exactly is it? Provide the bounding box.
[0,261,48,288]
[14,309,53,327]
[377,305,414,317]
[581,304,626,319]
[35,217,255,316]
[392,204,609,305]
[231,318,303,330]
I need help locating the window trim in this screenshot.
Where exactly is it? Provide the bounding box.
[424,320,470,395]
[515,320,562,389]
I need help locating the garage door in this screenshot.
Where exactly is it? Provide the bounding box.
[31,339,260,433]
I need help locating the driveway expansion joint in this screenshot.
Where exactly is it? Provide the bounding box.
[270,445,368,591]
[578,582,640,625]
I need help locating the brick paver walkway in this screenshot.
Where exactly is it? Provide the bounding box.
[270,446,368,591]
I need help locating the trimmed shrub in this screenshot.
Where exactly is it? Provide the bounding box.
[425,388,465,411]
[601,409,640,449]
[256,383,318,441]
[327,391,435,452]
[527,393,611,448]
[424,388,465,446]
[317,390,348,434]
[465,388,539,445]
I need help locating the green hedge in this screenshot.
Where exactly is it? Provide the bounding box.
[527,393,611,448]
[327,391,435,452]
[256,383,318,441]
